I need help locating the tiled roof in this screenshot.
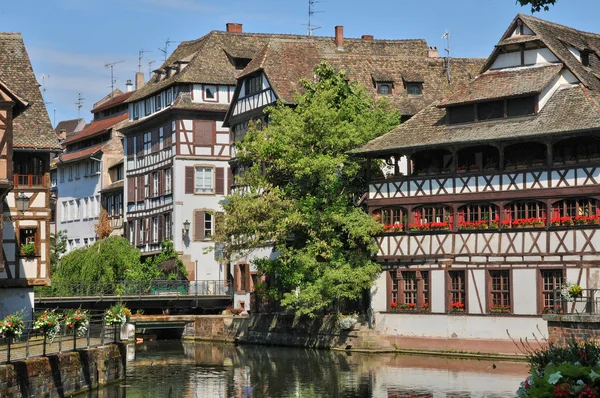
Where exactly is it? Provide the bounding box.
[60,143,104,163]
[63,113,128,145]
[0,33,60,150]
[54,119,85,135]
[497,35,541,46]
[355,85,600,155]
[127,30,432,103]
[101,179,123,193]
[438,63,562,107]
[401,71,424,83]
[91,91,134,114]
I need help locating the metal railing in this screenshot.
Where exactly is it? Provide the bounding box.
[546,288,600,315]
[35,280,232,299]
[0,310,119,363]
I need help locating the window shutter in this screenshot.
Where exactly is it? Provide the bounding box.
[164,122,172,147]
[185,166,194,194]
[148,173,154,197]
[152,129,159,152]
[127,136,135,159]
[227,168,233,194]
[458,210,465,224]
[127,177,135,203]
[158,170,163,196]
[193,121,214,146]
[136,220,141,245]
[194,210,205,241]
[158,215,164,242]
[149,218,153,243]
[161,169,166,195]
[215,167,224,195]
[137,175,144,201]
[136,134,143,156]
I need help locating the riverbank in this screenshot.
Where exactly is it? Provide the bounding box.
[132,313,546,361]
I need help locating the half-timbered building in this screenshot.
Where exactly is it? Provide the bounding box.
[56,89,131,252]
[0,33,60,316]
[355,14,600,341]
[223,26,484,311]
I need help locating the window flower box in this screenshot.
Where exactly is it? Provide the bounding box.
[383,223,404,232]
[456,165,467,173]
[541,305,563,314]
[400,303,417,311]
[450,302,465,312]
[20,243,36,257]
[390,301,398,312]
[489,305,511,314]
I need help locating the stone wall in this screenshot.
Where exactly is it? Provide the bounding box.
[544,314,600,344]
[0,344,125,397]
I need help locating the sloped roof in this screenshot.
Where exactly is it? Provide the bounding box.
[92,91,134,114]
[355,85,600,155]
[438,63,562,107]
[60,143,104,163]
[54,119,85,135]
[0,33,60,150]
[63,113,128,145]
[127,29,431,103]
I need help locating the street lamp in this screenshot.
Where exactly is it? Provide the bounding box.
[182,219,190,238]
[15,192,29,213]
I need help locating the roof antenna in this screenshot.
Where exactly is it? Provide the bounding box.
[105,60,125,96]
[303,0,324,36]
[148,60,156,76]
[40,74,50,102]
[442,30,451,84]
[74,92,85,120]
[158,38,180,63]
[138,49,152,72]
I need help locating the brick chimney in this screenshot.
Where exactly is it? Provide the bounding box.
[335,26,344,50]
[135,72,145,90]
[361,35,374,41]
[226,23,243,33]
[428,46,439,58]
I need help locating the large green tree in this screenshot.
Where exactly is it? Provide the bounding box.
[516,0,556,12]
[218,62,400,316]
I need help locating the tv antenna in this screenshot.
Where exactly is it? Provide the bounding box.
[105,60,125,95]
[148,60,156,76]
[158,38,180,62]
[74,92,85,119]
[442,30,451,84]
[303,0,324,36]
[40,74,50,102]
[138,49,152,72]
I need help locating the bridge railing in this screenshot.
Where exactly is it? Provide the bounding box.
[35,280,232,298]
[0,310,118,363]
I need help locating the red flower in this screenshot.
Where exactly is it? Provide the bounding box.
[554,383,570,397]
[580,386,597,398]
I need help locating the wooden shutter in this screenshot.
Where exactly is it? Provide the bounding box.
[137,175,144,201]
[127,136,135,159]
[193,120,214,146]
[185,166,194,194]
[215,167,224,195]
[136,134,143,156]
[157,170,163,196]
[136,220,141,245]
[158,215,164,242]
[152,129,159,152]
[194,210,205,241]
[164,122,172,147]
[160,169,166,195]
[227,168,233,194]
[150,172,155,197]
[127,177,135,203]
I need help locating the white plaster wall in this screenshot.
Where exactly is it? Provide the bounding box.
[490,52,521,69]
[513,269,538,315]
[0,288,34,318]
[430,270,445,313]
[376,313,547,340]
[524,48,559,64]
[371,271,387,312]
[467,270,485,315]
[539,69,579,110]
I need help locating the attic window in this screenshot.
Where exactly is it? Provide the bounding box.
[233,58,251,71]
[407,83,423,95]
[377,83,392,95]
[581,51,591,67]
[447,96,536,125]
[245,75,262,96]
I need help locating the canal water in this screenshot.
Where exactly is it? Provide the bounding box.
[93,340,528,397]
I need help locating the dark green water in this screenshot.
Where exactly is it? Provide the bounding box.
[92,340,528,397]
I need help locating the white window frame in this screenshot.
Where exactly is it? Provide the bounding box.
[159,127,164,150]
[165,214,172,239]
[143,132,152,156]
[69,200,75,221]
[153,217,159,243]
[204,212,213,238]
[194,167,214,193]
[165,169,172,194]
[204,85,217,102]
[153,173,159,196]
[75,199,81,220]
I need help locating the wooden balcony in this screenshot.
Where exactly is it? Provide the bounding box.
[376,225,600,265]
[13,173,49,188]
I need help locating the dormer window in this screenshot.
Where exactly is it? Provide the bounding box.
[447,96,536,125]
[402,72,424,95]
[204,85,217,101]
[407,83,423,95]
[245,75,262,96]
[377,83,392,95]
[581,50,591,67]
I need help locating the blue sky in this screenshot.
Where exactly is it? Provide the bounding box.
[2,0,598,127]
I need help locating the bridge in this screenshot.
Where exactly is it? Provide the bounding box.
[34,280,232,313]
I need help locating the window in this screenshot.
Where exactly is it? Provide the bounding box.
[245,75,262,96]
[153,173,159,197]
[507,96,535,117]
[116,165,123,181]
[195,167,213,193]
[20,228,36,247]
[133,103,139,119]
[406,83,422,95]
[378,207,407,231]
[143,132,152,155]
[458,203,499,227]
[155,94,162,111]
[145,98,152,116]
[139,220,144,245]
[413,205,452,226]
[107,196,114,216]
[69,200,75,221]
[166,89,173,105]
[129,222,135,245]
[68,165,73,181]
[165,213,172,239]
[60,168,65,183]
[153,217,159,243]
[165,169,172,194]
[75,199,81,220]
[204,85,217,101]
[477,100,504,121]
[389,270,429,309]
[159,128,164,151]
[114,194,122,216]
[204,213,213,238]
[377,83,391,95]
[553,198,597,218]
[83,197,89,219]
[239,263,248,291]
[448,270,466,312]
[489,270,511,312]
[75,163,80,179]
[448,104,475,124]
[541,269,563,312]
[504,201,546,222]
[90,160,100,174]
[62,202,68,222]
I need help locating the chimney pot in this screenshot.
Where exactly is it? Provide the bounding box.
[126,79,133,92]
[135,72,145,90]
[226,23,243,33]
[361,35,374,41]
[428,46,439,58]
[335,26,344,50]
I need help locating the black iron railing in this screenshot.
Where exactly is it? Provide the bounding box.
[546,288,600,315]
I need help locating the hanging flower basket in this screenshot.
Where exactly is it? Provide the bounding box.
[64,309,89,337]
[105,303,131,326]
[0,311,25,340]
[33,310,62,343]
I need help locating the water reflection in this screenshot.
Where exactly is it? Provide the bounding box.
[90,341,528,397]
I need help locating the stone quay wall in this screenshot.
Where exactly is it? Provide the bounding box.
[0,343,125,397]
[544,314,600,344]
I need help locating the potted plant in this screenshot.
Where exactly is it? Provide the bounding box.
[456,165,467,173]
[450,302,465,312]
[561,283,583,301]
[421,302,430,311]
[400,303,417,311]
[64,308,90,337]
[33,310,62,343]
[501,219,512,229]
[489,304,511,314]
[20,242,35,257]
[541,305,563,314]
[105,302,131,326]
[389,301,398,312]
[0,310,25,340]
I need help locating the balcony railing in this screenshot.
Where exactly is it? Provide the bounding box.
[545,289,600,315]
[14,174,48,188]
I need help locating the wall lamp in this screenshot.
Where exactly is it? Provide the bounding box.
[15,192,30,213]
[182,219,190,238]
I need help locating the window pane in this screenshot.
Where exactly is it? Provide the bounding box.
[449,105,475,124]
[478,101,504,121]
[507,96,535,117]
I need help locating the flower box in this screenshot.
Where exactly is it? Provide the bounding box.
[489,305,511,314]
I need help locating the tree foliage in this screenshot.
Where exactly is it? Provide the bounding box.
[125,240,188,282]
[217,62,400,316]
[516,0,556,12]
[49,230,67,271]
[95,209,113,240]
